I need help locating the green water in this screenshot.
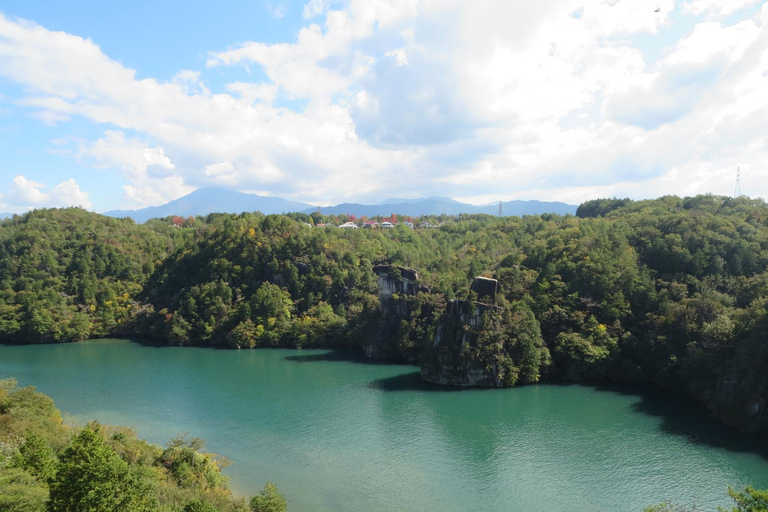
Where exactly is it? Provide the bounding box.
[1,339,767,511]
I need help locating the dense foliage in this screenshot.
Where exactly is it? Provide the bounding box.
[645,485,768,511]
[0,194,767,433]
[0,378,286,512]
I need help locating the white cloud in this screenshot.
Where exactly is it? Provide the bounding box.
[385,48,408,66]
[78,131,189,206]
[666,19,760,66]
[203,161,238,184]
[270,1,288,19]
[303,0,333,19]
[11,175,48,205]
[172,70,210,95]
[682,0,760,18]
[0,1,767,208]
[51,179,93,209]
[0,175,92,211]
[123,175,190,208]
[226,82,278,104]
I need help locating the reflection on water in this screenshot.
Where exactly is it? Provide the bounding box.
[1,340,767,512]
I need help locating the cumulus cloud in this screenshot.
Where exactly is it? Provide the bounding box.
[0,1,767,208]
[51,179,93,209]
[11,175,49,205]
[0,175,92,211]
[77,131,190,207]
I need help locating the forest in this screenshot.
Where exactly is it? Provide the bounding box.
[0,194,766,435]
[0,378,286,511]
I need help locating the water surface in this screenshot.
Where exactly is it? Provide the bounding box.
[1,339,767,511]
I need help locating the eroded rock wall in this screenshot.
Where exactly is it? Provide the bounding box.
[365,265,430,359]
[420,298,504,387]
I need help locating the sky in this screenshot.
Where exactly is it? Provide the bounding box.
[0,0,766,213]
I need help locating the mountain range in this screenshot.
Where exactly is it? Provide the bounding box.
[104,188,314,223]
[103,187,577,223]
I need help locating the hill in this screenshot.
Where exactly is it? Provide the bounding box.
[104,187,314,223]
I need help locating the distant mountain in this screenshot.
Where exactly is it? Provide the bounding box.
[104,188,314,223]
[477,200,577,217]
[0,212,14,220]
[102,187,577,223]
[307,198,577,217]
[377,196,457,205]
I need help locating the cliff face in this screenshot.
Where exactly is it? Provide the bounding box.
[366,270,547,390]
[372,265,429,318]
[420,296,506,387]
[365,265,430,359]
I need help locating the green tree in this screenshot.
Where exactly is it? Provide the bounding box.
[47,424,156,512]
[722,486,768,512]
[249,482,287,512]
[10,433,56,482]
[183,499,220,512]
[0,468,48,512]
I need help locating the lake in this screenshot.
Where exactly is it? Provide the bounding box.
[1,339,767,511]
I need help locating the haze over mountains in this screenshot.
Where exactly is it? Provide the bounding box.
[104,188,314,223]
[104,187,577,223]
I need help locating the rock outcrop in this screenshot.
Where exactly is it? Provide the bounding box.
[372,265,429,318]
[365,265,430,359]
[420,277,506,387]
[470,276,498,302]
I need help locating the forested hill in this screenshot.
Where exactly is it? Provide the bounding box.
[1,195,767,433]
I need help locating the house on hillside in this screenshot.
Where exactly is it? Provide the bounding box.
[338,221,358,229]
[381,221,394,229]
[363,221,380,229]
[403,221,414,229]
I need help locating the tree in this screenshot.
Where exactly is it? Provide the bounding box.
[10,433,55,482]
[722,486,768,512]
[183,499,219,512]
[47,424,155,512]
[0,468,48,512]
[249,482,287,512]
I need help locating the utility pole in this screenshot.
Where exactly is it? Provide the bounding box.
[498,201,502,217]
[735,166,741,198]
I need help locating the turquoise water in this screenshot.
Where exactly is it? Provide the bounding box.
[1,339,767,511]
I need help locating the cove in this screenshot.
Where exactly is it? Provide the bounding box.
[1,339,767,512]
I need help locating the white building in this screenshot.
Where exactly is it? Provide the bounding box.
[381,221,394,229]
[338,221,358,229]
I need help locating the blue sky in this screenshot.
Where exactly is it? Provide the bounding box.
[0,0,766,213]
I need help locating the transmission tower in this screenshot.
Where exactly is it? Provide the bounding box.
[734,166,741,198]
[499,201,502,217]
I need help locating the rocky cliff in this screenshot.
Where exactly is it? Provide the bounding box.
[420,276,548,388]
[420,295,506,387]
[364,265,430,359]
